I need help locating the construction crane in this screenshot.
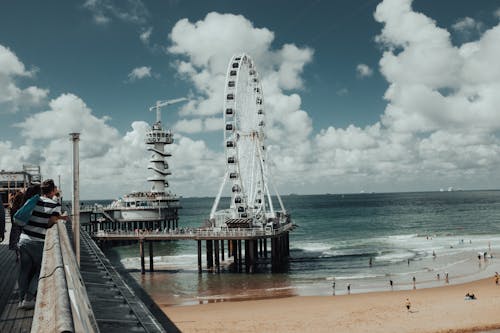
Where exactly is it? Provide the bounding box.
[149,97,188,124]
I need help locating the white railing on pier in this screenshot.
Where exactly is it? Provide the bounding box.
[32,221,99,333]
[92,222,294,240]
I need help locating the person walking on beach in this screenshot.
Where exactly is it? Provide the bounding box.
[445,272,449,284]
[347,283,351,295]
[332,281,336,295]
[369,257,373,267]
[495,272,499,285]
[412,276,416,289]
[405,298,411,313]
[389,280,393,290]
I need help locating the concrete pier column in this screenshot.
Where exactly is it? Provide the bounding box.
[206,240,214,271]
[264,238,268,258]
[214,240,220,273]
[139,239,145,275]
[237,240,242,272]
[197,240,202,273]
[259,239,263,257]
[254,239,258,260]
[286,232,290,257]
[221,240,225,261]
[248,240,256,273]
[149,241,154,272]
[244,240,250,273]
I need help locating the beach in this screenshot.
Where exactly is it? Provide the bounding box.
[161,276,500,333]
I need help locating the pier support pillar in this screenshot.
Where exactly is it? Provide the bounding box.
[221,240,225,261]
[264,238,268,258]
[139,239,145,275]
[149,241,154,272]
[248,240,256,273]
[286,232,290,257]
[237,240,242,272]
[244,240,250,273]
[206,240,214,271]
[215,240,220,273]
[197,240,202,274]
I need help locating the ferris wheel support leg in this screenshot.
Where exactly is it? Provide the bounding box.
[210,171,229,219]
[264,182,275,216]
[271,179,286,213]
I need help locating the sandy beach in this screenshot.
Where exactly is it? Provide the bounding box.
[161,277,500,333]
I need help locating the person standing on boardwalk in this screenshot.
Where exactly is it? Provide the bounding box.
[17,179,67,310]
[9,189,30,262]
[405,298,411,313]
[0,193,5,242]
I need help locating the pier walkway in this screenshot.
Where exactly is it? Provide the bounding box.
[0,222,34,333]
[0,217,179,332]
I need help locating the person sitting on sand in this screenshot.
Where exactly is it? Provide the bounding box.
[464,292,476,300]
[405,298,411,312]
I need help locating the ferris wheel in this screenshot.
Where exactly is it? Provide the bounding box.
[210,54,286,227]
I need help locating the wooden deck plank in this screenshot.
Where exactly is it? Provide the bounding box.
[0,222,34,333]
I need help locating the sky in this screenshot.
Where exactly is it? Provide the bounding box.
[1,0,500,199]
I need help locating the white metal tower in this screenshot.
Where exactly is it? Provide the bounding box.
[145,98,187,193]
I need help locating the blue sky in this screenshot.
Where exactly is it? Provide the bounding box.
[1,0,500,199]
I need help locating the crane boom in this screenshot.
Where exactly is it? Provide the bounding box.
[149,97,188,123]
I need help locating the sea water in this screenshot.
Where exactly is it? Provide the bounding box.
[101,191,500,306]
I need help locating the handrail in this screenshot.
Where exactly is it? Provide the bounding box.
[31,221,99,333]
[93,222,294,240]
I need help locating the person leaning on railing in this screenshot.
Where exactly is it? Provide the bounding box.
[17,179,69,310]
[0,193,5,242]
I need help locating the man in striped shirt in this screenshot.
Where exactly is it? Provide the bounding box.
[17,179,68,310]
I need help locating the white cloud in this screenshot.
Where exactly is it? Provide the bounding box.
[127,66,152,81]
[83,0,149,25]
[452,17,480,32]
[173,118,203,134]
[173,117,222,134]
[0,44,49,112]
[451,17,483,40]
[140,26,152,44]
[356,64,374,78]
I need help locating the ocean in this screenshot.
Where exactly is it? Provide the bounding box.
[101,191,500,307]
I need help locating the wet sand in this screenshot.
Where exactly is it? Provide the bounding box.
[160,276,500,333]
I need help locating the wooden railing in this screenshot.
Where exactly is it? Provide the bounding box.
[31,221,99,333]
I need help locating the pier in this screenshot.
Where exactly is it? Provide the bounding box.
[91,222,294,274]
[0,218,179,332]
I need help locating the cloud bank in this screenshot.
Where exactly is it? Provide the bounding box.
[3,0,500,199]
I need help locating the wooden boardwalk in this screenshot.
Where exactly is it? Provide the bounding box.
[0,218,180,332]
[0,222,34,333]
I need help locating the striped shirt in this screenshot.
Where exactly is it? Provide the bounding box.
[20,196,61,242]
